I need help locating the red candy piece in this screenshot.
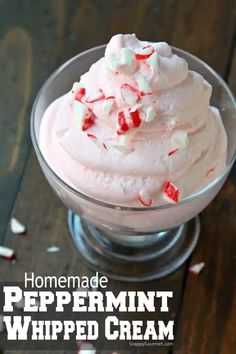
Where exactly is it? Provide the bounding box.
[135,45,155,60]
[121,84,140,105]
[163,181,180,203]
[85,88,105,103]
[129,109,142,128]
[117,111,129,135]
[75,87,86,101]
[0,246,16,261]
[87,133,96,139]
[82,116,95,131]
[168,148,179,156]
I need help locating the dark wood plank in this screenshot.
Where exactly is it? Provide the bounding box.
[173,49,236,354]
[67,0,236,75]
[0,0,65,240]
[173,180,236,354]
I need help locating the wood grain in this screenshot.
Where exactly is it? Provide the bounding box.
[173,49,236,354]
[0,153,181,353]
[173,179,236,354]
[0,0,65,241]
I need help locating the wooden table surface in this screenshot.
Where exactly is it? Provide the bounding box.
[0,0,235,353]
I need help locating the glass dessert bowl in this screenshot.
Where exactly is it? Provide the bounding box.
[31,44,236,281]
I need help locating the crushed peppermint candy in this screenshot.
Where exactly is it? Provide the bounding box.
[112,135,130,155]
[87,134,107,151]
[0,245,16,260]
[146,51,159,72]
[163,181,180,203]
[117,111,129,135]
[136,75,152,95]
[168,148,179,156]
[135,45,154,60]
[72,82,86,101]
[85,88,105,103]
[107,48,136,75]
[138,190,153,207]
[47,246,60,253]
[117,108,142,135]
[121,84,140,105]
[73,101,95,131]
[144,106,156,123]
[10,217,26,234]
[103,96,115,114]
[189,262,205,275]
[171,130,189,149]
[129,109,142,128]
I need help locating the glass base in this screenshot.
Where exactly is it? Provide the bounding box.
[68,211,200,282]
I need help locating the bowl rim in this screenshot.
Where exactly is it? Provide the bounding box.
[30,44,236,211]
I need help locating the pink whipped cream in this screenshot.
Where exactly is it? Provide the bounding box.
[39,34,227,207]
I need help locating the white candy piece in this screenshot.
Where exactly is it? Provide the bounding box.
[72,81,82,92]
[73,101,90,122]
[103,97,115,114]
[10,218,26,234]
[171,130,189,148]
[146,51,159,71]
[86,88,104,103]
[107,48,136,75]
[112,144,129,155]
[47,246,60,253]
[0,315,5,333]
[107,52,120,72]
[189,262,205,275]
[120,48,136,74]
[121,85,139,105]
[145,106,156,123]
[136,75,151,93]
[112,134,130,155]
[130,103,142,112]
[79,343,96,354]
[0,245,15,259]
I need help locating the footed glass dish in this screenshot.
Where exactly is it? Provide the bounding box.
[31,45,236,281]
